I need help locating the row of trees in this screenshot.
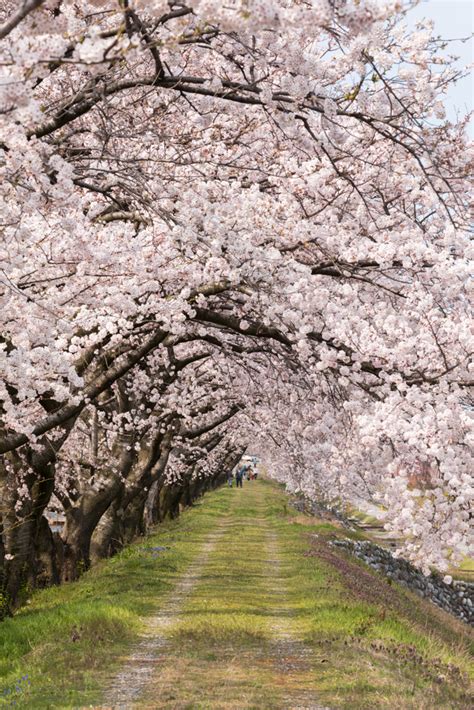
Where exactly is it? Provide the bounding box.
[0,0,472,614]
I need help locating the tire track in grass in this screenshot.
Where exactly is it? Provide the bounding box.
[102,519,231,708]
[265,530,331,710]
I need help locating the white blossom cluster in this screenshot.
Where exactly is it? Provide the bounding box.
[0,0,472,583]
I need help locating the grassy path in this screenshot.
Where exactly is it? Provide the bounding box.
[105,518,229,706]
[133,483,328,709]
[109,481,472,709]
[0,479,472,708]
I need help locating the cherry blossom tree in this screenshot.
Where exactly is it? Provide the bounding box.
[0,0,472,611]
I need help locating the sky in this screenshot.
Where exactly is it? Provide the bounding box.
[405,0,473,132]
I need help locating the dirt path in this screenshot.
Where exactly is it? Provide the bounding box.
[102,523,229,708]
[85,480,472,710]
[101,484,330,709]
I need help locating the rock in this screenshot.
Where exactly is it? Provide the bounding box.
[328,534,474,625]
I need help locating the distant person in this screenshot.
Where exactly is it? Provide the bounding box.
[227,471,233,488]
[235,464,247,488]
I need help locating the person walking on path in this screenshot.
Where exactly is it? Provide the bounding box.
[235,465,246,488]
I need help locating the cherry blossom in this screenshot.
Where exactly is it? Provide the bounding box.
[0,0,472,611]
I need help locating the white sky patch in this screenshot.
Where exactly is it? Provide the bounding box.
[406,0,473,134]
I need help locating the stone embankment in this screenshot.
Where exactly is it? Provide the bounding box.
[293,496,473,625]
[331,538,474,625]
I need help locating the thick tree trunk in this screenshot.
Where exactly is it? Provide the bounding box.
[60,425,137,579]
[92,432,174,560]
[119,492,148,546]
[1,459,57,611]
[62,510,93,582]
[90,500,122,562]
[158,482,183,520]
[0,415,77,612]
[61,482,122,581]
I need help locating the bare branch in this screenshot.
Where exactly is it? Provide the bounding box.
[0,0,45,40]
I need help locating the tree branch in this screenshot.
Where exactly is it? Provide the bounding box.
[0,0,45,40]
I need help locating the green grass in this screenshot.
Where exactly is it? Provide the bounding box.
[0,479,473,709]
[0,492,230,708]
[141,480,473,709]
[344,503,385,527]
[449,556,474,582]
